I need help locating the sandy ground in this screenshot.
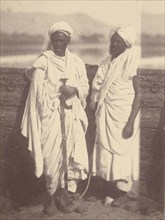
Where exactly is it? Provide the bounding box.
[0,195,164,220]
[1,179,164,220]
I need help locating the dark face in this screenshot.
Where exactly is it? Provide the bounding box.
[51,32,70,56]
[109,32,128,59]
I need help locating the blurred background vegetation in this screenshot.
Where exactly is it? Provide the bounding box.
[1,32,164,57]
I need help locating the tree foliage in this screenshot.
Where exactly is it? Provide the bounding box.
[79,33,105,43]
[1,32,44,45]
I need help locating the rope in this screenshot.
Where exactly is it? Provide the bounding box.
[78,153,94,199]
[79,174,92,199]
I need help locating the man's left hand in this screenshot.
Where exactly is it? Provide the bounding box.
[122,122,134,139]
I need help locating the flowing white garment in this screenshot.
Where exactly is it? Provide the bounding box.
[21,50,89,195]
[91,47,140,188]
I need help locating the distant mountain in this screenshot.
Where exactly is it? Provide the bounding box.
[1,12,110,39]
[142,13,164,36]
[1,11,164,39]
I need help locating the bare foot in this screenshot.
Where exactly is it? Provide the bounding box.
[44,196,57,216]
[75,204,88,213]
[64,200,88,213]
[104,196,114,206]
[111,194,135,208]
[86,196,97,202]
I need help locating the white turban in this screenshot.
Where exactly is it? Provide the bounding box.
[112,25,136,47]
[48,21,73,39]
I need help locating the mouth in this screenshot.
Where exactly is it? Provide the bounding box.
[55,48,63,50]
[111,47,117,52]
[110,47,119,55]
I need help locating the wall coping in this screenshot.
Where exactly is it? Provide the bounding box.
[0,66,165,75]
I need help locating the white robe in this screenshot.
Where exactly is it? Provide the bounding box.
[21,50,89,195]
[91,47,140,191]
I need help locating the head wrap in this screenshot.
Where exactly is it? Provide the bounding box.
[48,21,73,39]
[111,25,136,47]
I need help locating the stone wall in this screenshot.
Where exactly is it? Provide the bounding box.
[0,66,164,202]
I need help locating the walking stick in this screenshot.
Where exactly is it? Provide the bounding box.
[59,78,92,198]
[59,78,72,190]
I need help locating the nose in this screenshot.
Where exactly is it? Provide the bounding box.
[56,41,61,46]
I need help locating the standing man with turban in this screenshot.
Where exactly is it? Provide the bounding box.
[90,25,141,205]
[21,22,89,215]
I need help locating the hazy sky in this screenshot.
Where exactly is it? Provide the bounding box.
[1,0,164,35]
[1,1,164,24]
[2,0,164,15]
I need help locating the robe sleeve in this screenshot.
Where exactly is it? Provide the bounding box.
[126,46,139,80]
[21,64,47,178]
[91,58,109,103]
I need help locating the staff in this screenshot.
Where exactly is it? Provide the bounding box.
[59,78,72,190]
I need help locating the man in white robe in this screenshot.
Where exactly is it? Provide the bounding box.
[21,22,89,214]
[90,25,141,205]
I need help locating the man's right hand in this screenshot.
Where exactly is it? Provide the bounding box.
[89,100,97,111]
[59,85,78,98]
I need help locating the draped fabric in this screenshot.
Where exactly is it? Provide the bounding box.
[21,49,89,195]
[91,47,140,190]
[111,25,137,47]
